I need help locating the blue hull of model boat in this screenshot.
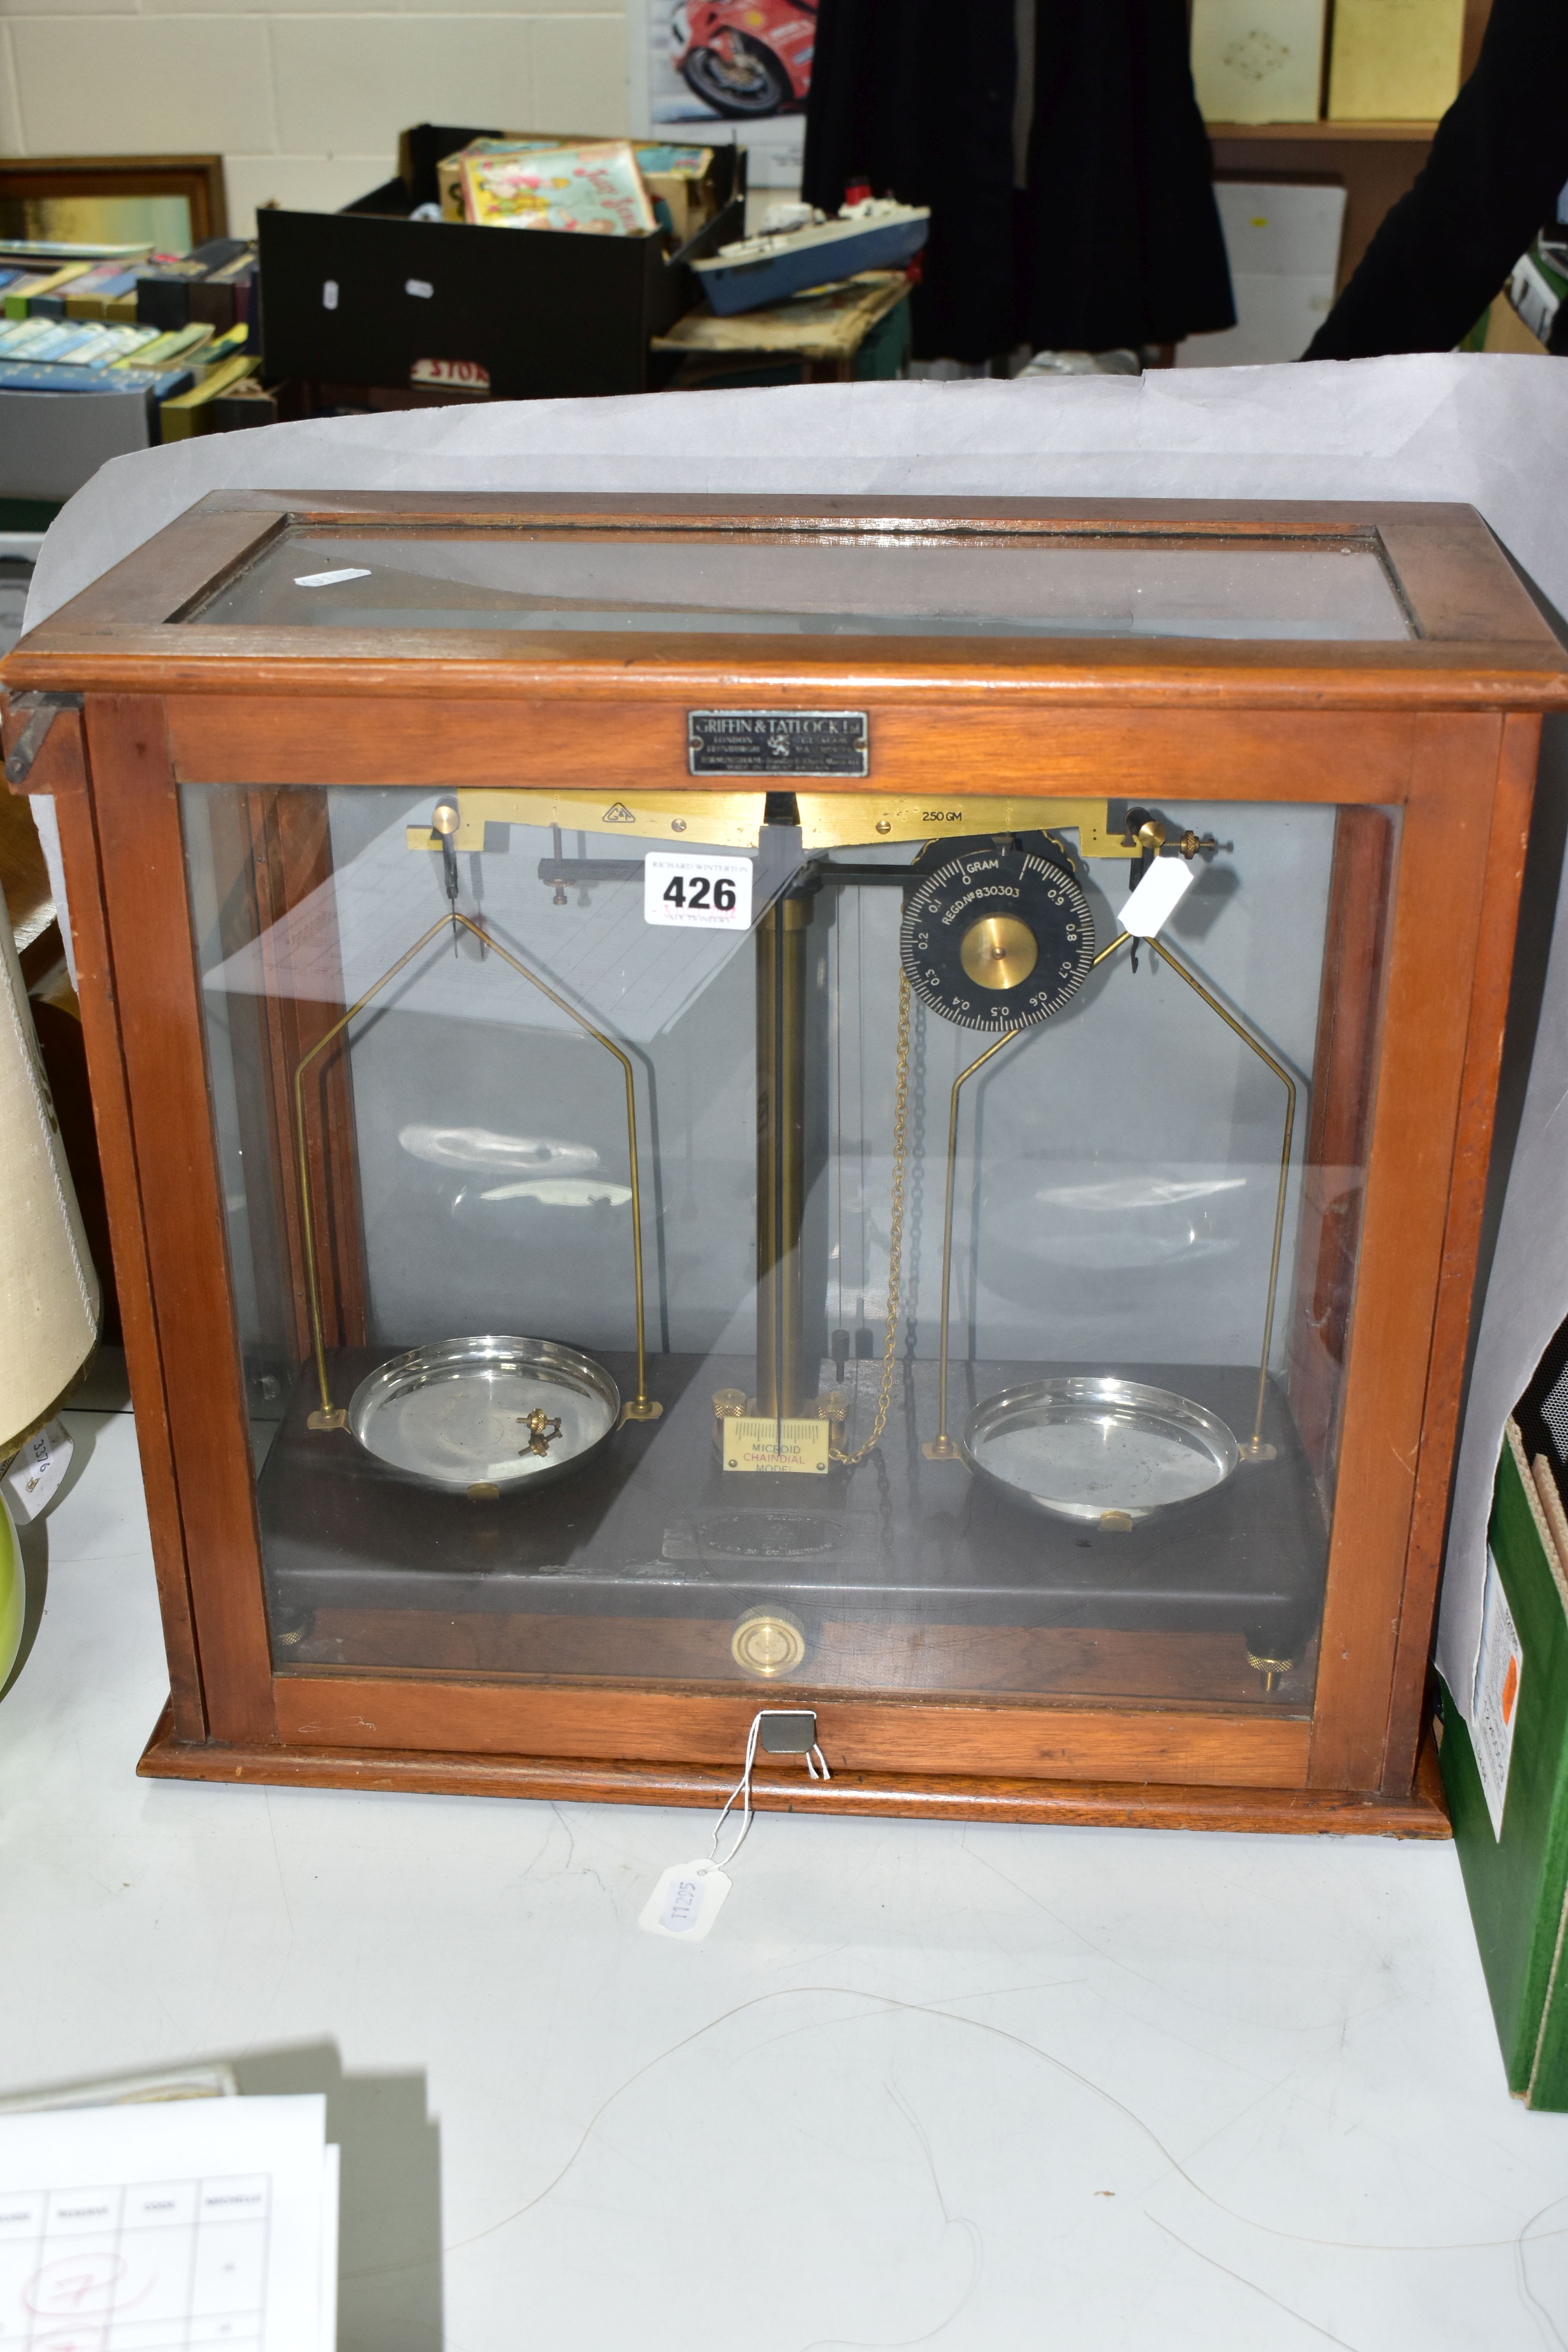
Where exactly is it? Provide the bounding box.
[693,216,929,316]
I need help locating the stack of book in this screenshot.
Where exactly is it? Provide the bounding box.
[0,256,147,323]
[0,251,147,324]
[157,323,261,441]
[0,240,258,335]
[133,238,259,334]
[0,236,267,475]
[0,313,156,365]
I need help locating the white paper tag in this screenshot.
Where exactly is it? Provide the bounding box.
[643,851,753,931]
[639,1859,731,1940]
[293,568,372,589]
[2,1419,72,1524]
[1473,1545,1524,1839]
[1120,856,1197,939]
[321,278,339,310]
[404,278,434,299]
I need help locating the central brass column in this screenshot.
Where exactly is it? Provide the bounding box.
[755,888,811,1419]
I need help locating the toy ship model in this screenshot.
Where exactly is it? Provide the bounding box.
[690,196,930,314]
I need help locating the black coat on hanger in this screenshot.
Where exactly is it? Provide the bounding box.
[803,0,1234,362]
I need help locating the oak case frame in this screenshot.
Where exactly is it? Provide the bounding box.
[7,490,1565,1836]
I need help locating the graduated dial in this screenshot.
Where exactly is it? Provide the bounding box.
[899,840,1095,1032]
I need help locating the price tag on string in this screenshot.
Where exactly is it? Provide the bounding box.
[2,1418,72,1523]
[639,1710,829,1943]
[644,851,752,931]
[639,1859,731,1941]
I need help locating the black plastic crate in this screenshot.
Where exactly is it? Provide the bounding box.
[258,123,744,401]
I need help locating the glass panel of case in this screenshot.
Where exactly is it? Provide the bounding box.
[183,777,1395,1714]
[181,526,1414,641]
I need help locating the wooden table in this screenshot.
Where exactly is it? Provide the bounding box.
[653,269,913,390]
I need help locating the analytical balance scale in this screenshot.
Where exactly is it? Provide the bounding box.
[260,787,1314,1699]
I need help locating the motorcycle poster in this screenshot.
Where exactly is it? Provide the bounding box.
[625,0,813,185]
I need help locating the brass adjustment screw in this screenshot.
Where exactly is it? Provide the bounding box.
[1247,1648,1293,1697]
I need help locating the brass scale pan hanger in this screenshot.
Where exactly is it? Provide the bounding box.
[828,816,1295,1524]
[293,800,660,1503]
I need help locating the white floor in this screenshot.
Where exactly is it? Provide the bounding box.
[4,1404,1568,2352]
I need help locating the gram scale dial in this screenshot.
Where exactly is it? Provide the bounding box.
[899,840,1094,1031]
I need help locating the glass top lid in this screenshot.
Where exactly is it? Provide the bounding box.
[183,527,1415,642]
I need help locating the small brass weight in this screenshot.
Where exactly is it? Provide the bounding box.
[520,1409,563,1459]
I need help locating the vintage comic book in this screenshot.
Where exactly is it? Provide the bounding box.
[461,142,656,236]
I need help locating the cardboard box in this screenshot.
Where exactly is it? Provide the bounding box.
[1482,293,1549,357]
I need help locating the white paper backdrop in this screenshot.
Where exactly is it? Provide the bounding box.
[19,353,1568,1713]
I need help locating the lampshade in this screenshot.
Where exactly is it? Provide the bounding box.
[0,911,99,1451]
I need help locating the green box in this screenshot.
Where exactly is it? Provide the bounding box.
[1439,1421,1568,2106]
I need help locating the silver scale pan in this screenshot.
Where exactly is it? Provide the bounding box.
[348,1336,621,1496]
[961,1377,1241,1527]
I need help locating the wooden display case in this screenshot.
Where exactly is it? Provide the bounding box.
[4,489,1563,1835]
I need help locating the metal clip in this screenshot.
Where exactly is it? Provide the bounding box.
[4,692,82,787]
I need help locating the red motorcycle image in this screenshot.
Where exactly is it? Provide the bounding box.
[674,0,815,119]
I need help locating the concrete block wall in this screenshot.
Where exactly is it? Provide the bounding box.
[0,0,629,235]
